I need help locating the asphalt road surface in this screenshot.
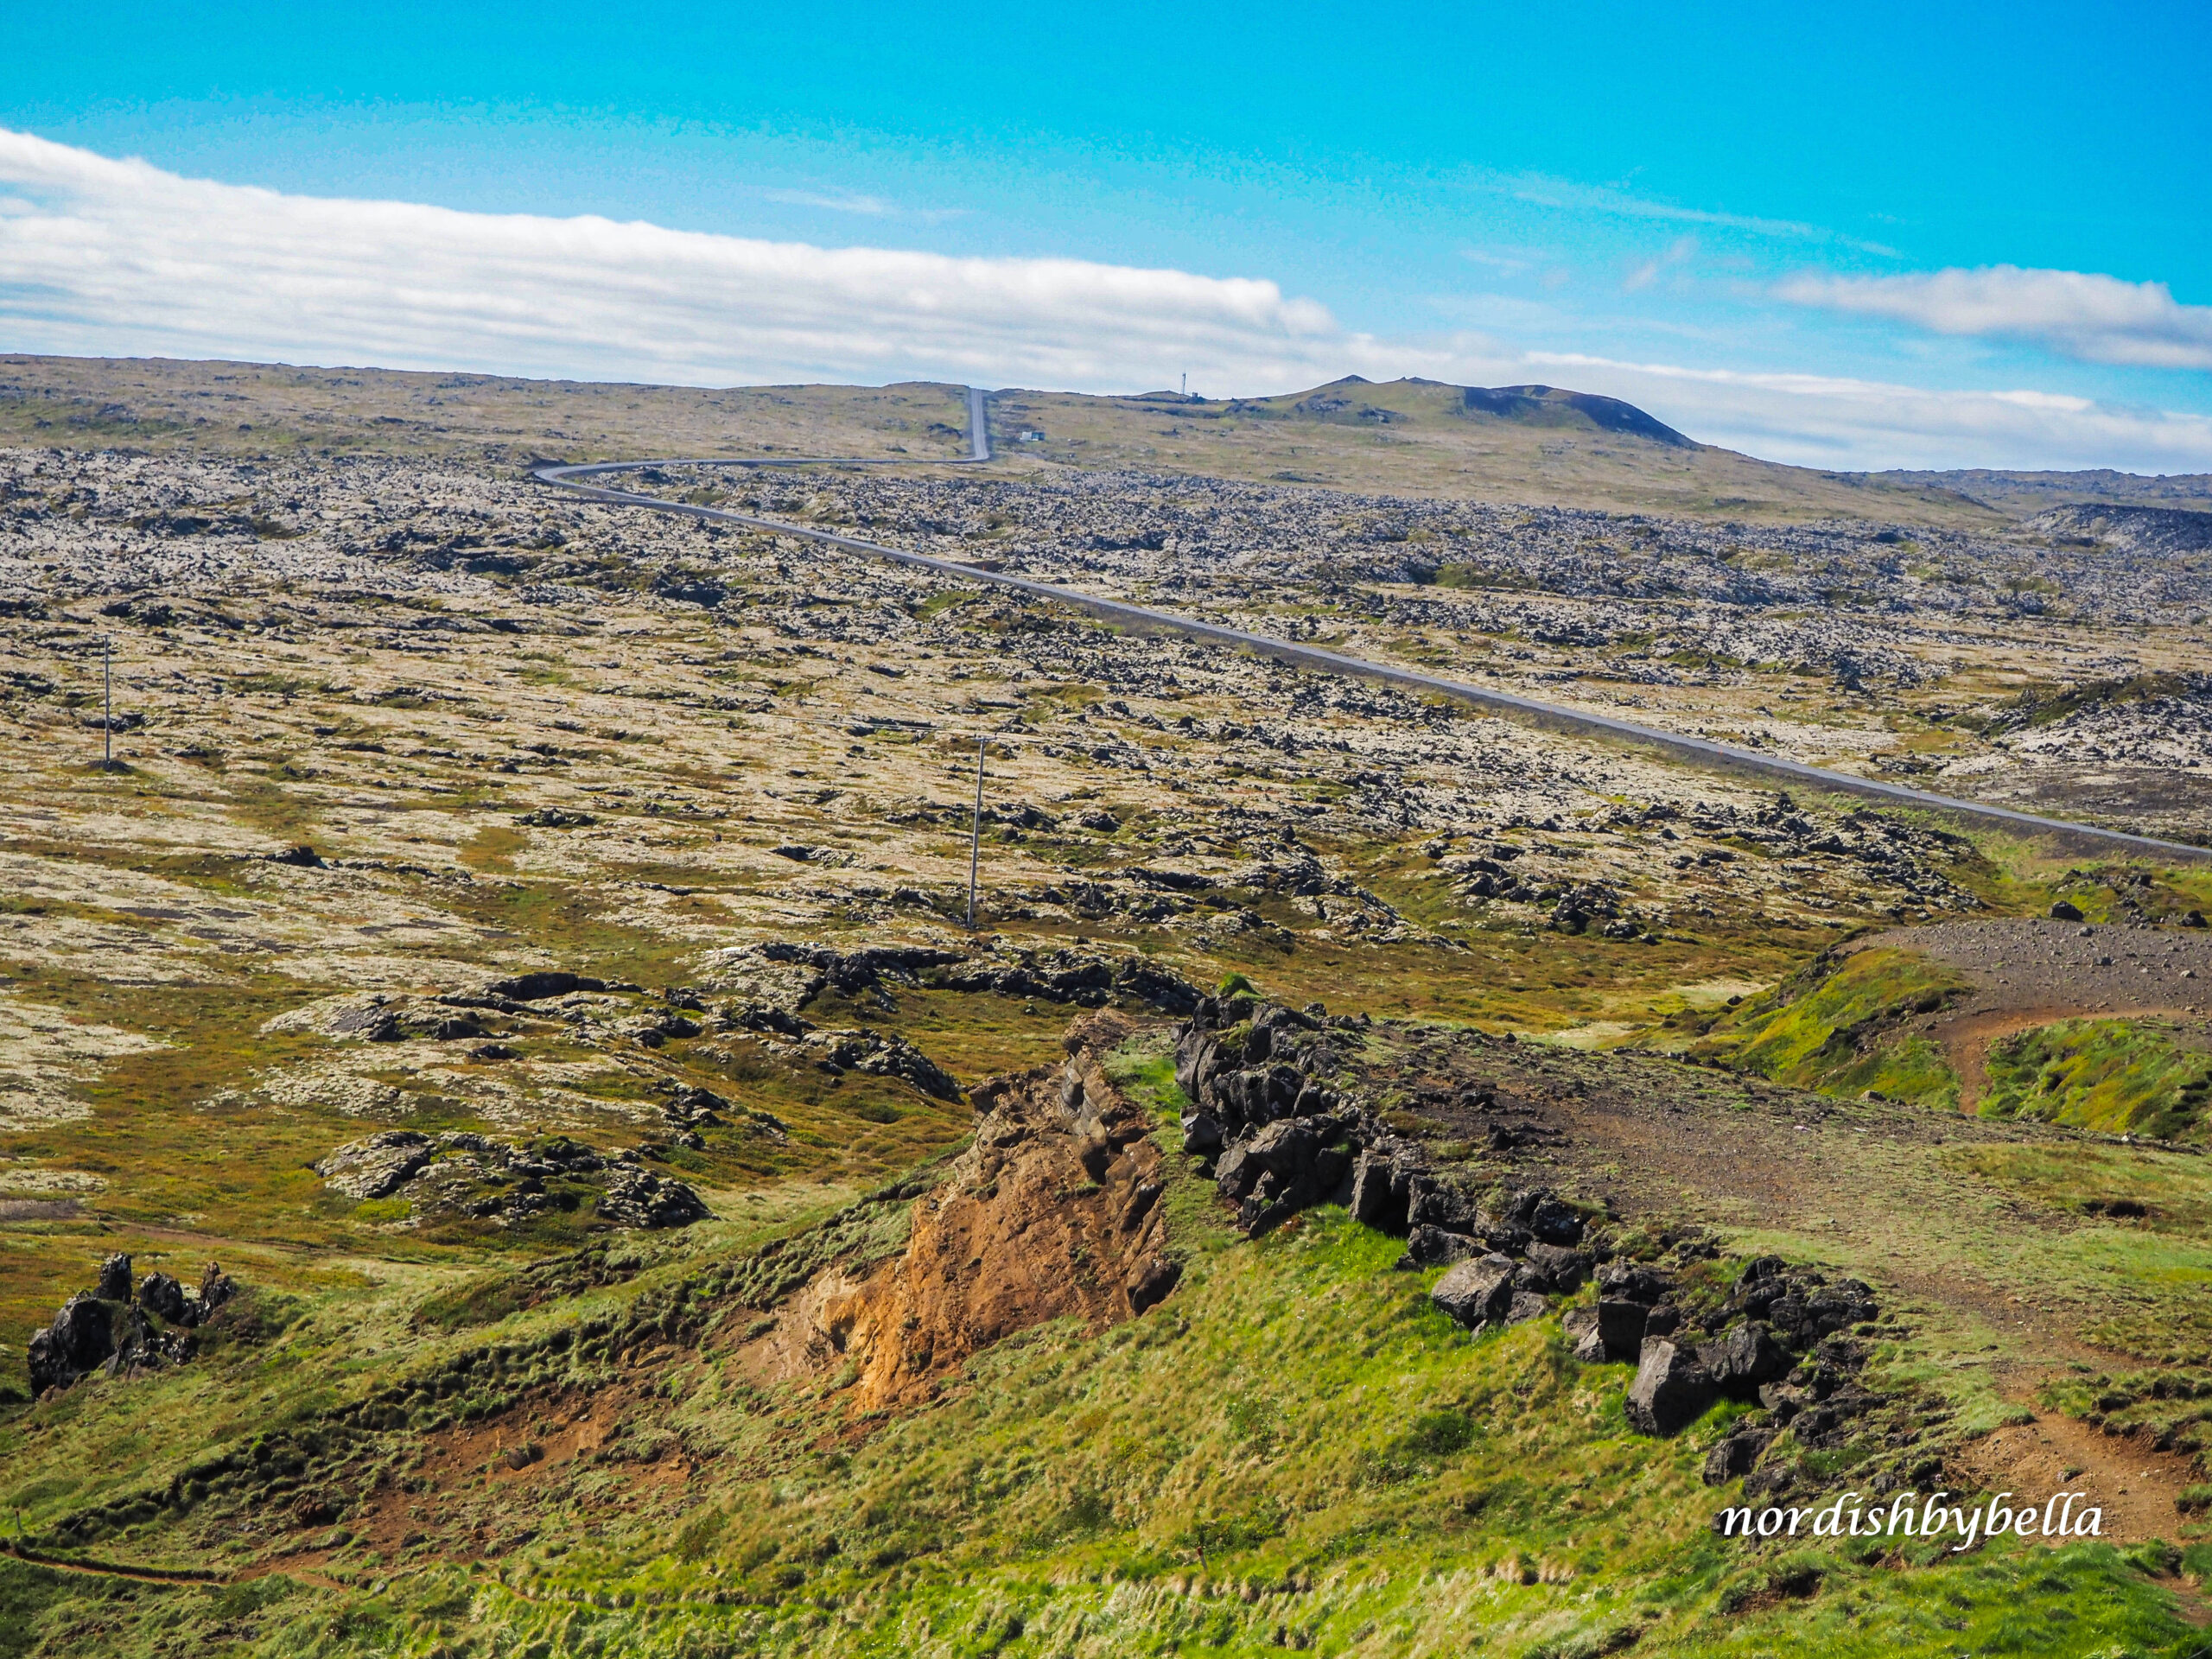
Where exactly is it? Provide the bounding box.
[533,390,2205,864]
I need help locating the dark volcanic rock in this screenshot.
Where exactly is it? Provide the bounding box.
[1431,1253,1516,1328]
[1700,1321,1791,1396]
[28,1294,115,1394]
[1398,1224,1478,1268]
[96,1253,133,1300]
[483,970,606,1001]
[594,1166,713,1230]
[1626,1338,1716,1436]
[1524,1242,1592,1291]
[137,1271,190,1325]
[1567,1299,1649,1363]
[1703,1426,1776,1485]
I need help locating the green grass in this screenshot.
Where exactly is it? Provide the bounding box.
[1981,1018,2212,1141]
[2,1190,2201,1656]
[1692,948,1967,1107]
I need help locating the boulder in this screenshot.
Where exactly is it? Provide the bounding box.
[96,1253,134,1301]
[1526,1194,1585,1246]
[1702,1427,1774,1485]
[1700,1321,1790,1395]
[1805,1281,1878,1336]
[1406,1177,1476,1234]
[2049,900,2084,922]
[1349,1149,1408,1232]
[27,1294,114,1394]
[1397,1225,1478,1268]
[1569,1299,1649,1363]
[1625,1338,1716,1437]
[1213,1141,1264,1203]
[1432,1254,1516,1329]
[137,1272,190,1325]
[1595,1260,1670,1305]
[1524,1243,1592,1292]
[1504,1291,1551,1325]
[1179,1111,1224,1156]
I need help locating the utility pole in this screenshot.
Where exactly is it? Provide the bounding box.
[102,636,112,771]
[966,735,987,930]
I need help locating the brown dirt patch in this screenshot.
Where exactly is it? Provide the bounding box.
[1852,918,2212,1109]
[1955,1410,2207,1560]
[251,1369,685,1579]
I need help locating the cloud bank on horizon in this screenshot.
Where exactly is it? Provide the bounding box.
[1778,265,2212,374]
[2,128,2209,475]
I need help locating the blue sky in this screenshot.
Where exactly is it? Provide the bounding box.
[4,1,2210,470]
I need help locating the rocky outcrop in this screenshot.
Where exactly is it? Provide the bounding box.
[313,1132,711,1230]
[315,1131,439,1199]
[596,1166,713,1230]
[709,938,1199,1021]
[779,1012,1179,1410]
[1174,993,1886,1453]
[27,1294,113,1395]
[24,1256,240,1395]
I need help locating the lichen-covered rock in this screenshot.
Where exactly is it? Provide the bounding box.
[594,1166,712,1230]
[315,1131,437,1200]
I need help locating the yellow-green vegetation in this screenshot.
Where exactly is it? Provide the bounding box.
[2,1188,2204,1657]
[1981,1019,2212,1141]
[1684,948,1967,1107]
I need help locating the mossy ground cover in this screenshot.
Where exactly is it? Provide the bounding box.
[1981,1018,2212,1141]
[1686,947,1967,1107]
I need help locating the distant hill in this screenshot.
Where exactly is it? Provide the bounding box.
[1870,467,2212,514]
[1,353,2196,531]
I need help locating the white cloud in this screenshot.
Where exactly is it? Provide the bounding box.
[0,128,1338,392]
[0,129,2208,474]
[1777,264,2212,372]
[1498,173,1901,257]
[1623,235,1698,293]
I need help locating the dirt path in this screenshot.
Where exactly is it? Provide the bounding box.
[1431,1039,2206,1547]
[1936,1003,2204,1111]
[1956,1409,2208,1563]
[1849,918,2212,1111]
[0,1541,224,1584]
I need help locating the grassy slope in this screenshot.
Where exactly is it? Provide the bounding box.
[1684,947,1967,1109]
[985,378,2012,525]
[0,1039,2205,1657]
[1982,1019,2212,1141]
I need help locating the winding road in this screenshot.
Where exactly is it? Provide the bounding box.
[534,386,2206,863]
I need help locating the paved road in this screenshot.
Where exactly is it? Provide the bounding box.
[533,388,2206,864]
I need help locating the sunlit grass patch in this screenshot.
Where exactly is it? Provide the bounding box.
[1980,1018,2212,1141]
[1694,947,1967,1108]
